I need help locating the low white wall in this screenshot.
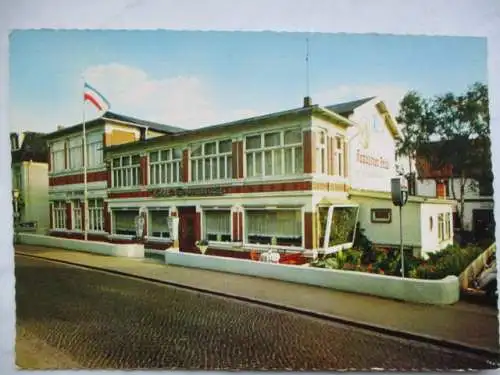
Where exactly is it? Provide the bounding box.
[165,251,459,305]
[17,233,144,258]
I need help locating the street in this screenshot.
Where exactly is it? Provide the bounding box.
[15,255,496,370]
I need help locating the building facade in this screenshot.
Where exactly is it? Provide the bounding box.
[46,97,455,258]
[11,132,50,234]
[46,112,185,241]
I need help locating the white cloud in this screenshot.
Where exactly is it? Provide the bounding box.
[314,83,409,118]
[83,63,261,129]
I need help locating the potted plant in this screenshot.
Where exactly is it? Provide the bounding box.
[195,239,209,255]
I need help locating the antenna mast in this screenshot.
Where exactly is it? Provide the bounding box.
[306,36,310,98]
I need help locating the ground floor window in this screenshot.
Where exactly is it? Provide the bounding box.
[53,201,66,229]
[245,209,302,247]
[88,199,104,232]
[149,209,170,238]
[72,200,82,230]
[113,209,139,236]
[438,213,452,241]
[204,210,231,242]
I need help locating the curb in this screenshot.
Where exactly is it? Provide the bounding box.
[16,251,500,361]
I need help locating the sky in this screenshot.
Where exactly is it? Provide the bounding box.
[9,30,487,134]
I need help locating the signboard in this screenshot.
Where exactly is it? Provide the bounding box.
[151,186,224,198]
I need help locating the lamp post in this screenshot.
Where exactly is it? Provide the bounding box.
[391,177,409,278]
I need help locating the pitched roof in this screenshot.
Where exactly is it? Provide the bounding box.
[325,96,375,116]
[102,111,185,134]
[11,132,49,164]
[44,111,185,139]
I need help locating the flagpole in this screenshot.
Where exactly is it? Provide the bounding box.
[82,81,89,241]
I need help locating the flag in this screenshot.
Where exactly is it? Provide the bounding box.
[83,82,111,111]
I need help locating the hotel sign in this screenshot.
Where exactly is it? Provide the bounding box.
[151,186,225,198]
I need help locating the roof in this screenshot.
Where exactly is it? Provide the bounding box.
[325,97,375,116]
[104,104,356,154]
[44,111,185,140]
[11,132,49,164]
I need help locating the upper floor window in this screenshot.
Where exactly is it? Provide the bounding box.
[191,139,232,182]
[87,133,103,168]
[245,129,303,178]
[316,130,327,174]
[68,137,83,170]
[149,148,182,185]
[112,154,140,188]
[334,136,345,177]
[51,141,65,172]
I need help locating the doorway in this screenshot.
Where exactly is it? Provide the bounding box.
[178,206,197,252]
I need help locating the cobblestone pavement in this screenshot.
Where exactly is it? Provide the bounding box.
[15,255,497,370]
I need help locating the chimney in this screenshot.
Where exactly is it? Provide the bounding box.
[9,133,19,150]
[436,180,447,199]
[303,96,312,107]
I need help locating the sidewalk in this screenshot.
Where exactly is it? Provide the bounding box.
[15,244,500,355]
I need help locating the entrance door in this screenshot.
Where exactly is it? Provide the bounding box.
[472,209,495,241]
[178,206,197,252]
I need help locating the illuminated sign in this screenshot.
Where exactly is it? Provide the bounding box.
[151,186,225,197]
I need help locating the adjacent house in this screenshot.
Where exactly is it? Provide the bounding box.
[11,131,50,233]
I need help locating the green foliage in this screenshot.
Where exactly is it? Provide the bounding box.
[329,207,358,246]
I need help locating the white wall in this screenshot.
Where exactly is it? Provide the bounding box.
[347,99,398,192]
[351,194,422,252]
[165,251,459,305]
[419,203,454,255]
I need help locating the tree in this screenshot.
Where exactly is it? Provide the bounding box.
[396,82,491,231]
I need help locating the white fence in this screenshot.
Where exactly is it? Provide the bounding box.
[165,251,459,305]
[17,233,145,258]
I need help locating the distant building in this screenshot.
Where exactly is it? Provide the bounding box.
[45,111,184,239]
[415,137,494,240]
[11,131,50,233]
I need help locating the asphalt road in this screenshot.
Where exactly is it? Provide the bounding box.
[15,255,497,370]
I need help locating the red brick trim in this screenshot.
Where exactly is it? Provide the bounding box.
[304,212,314,249]
[232,142,238,179]
[103,201,111,233]
[303,130,312,174]
[238,212,243,242]
[64,141,68,170]
[49,170,108,186]
[237,141,244,178]
[80,201,86,231]
[140,155,148,185]
[195,212,201,241]
[49,204,53,229]
[232,212,238,241]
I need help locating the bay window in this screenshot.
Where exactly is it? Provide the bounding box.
[245,208,302,247]
[72,200,82,230]
[53,201,66,229]
[68,137,83,170]
[112,155,140,188]
[318,205,358,252]
[149,148,182,185]
[50,141,65,172]
[204,210,231,242]
[191,139,232,182]
[88,199,104,232]
[113,209,139,236]
[149,209,170,239]
[246,129,303,178]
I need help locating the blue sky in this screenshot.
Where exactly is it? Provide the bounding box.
[9,30,487,133]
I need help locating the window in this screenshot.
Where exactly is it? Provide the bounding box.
[335,136,345,176]
[87,133,103,168]
[371,209,392,223]
[204,210,231,242]
[437,213,452,241]
[316,131,327,174]
[246,209,302,247]
[191,140,232,182]
[88,199,104,232]
[246,129,303,177]
[51,141,65,172]
[149,148,182,185]
[149,209,170,238]
[72,200,82,230]
[53,201,66,229]
[113,209,139,236]
[68,137,83,169]
[112,155,141,187]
